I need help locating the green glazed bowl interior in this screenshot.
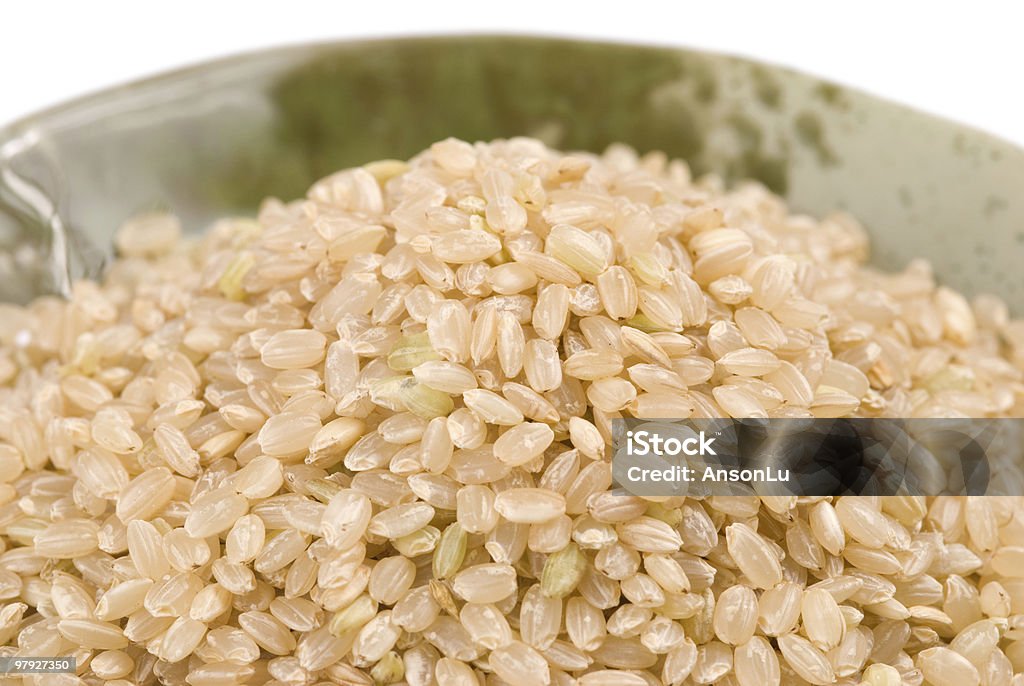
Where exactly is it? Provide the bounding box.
[1,35,1022,308]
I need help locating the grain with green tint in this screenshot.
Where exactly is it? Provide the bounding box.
[370,650,404,685]
[387,332,442,371]
[541,543,587,599]
[433,523,468,579]
[217,252,256,301]
[328,594,378,637]
[398,379,454,419]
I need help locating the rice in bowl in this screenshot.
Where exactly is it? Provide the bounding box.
[1,137,1023,685]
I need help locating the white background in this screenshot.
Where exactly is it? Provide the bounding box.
[2,1,1023,146]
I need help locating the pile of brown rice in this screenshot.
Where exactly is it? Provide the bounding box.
[1,137,1024,686]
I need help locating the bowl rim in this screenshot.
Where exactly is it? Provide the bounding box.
[2,33,1022,157]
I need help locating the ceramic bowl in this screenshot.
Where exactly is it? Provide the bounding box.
[1,36,1021,306]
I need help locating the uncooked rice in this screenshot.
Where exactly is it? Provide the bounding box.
[1,137,1024,685]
